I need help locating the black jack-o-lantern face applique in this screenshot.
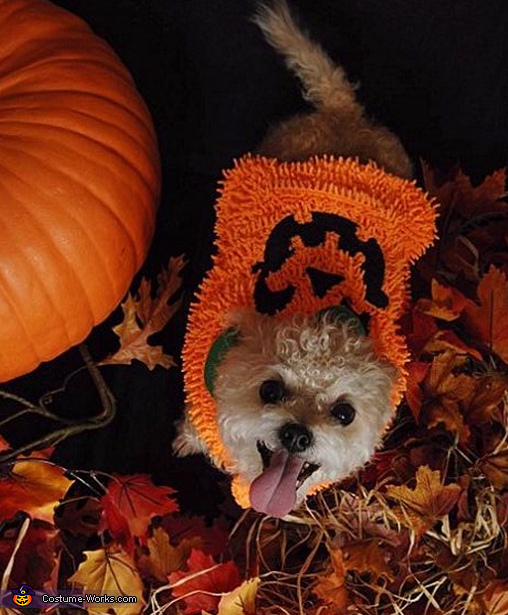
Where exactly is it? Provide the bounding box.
[252,212,388,317]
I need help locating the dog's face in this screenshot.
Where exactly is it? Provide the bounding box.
[209,310,397,517]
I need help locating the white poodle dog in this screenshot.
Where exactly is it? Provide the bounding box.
[174,0,435,518]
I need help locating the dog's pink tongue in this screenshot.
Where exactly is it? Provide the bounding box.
[249,449,305,517]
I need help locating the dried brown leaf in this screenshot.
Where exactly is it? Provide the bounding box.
[103,255,185,370]
[386,466,462,535]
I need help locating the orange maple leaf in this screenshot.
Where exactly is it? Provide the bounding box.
[68,546,145,615]
[481,580,508,614]
[313,548,348,615]
[342,540,394,582]
[100,474,178,543]
[463,373,508,426]
[168,549,242,615]
[416,279,469,321]
[421,165,508,285]
[419,351,476,442]
[478,443,508,490]
[0,459,72,524]
[102,255,185,370]
[422,164,507,220]
[386,466,462,535]
[422,329,482,361]
[462,266,508,365]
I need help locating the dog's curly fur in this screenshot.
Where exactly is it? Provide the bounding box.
[214,312,396,500]
[174,0,413,517]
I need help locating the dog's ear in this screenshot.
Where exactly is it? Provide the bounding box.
[172,414,208,457]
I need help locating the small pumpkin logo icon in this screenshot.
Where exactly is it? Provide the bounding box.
[11,585,34,606]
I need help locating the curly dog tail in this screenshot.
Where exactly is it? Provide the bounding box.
[253,0,362,118]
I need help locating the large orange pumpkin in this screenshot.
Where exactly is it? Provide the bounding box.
[0,0,161,382]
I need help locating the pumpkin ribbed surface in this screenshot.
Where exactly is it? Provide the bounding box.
[0,0,160,381]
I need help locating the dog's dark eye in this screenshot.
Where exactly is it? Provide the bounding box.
[259,380,286,404]
[331,402,356,426]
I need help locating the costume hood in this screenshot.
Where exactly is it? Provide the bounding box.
[182,155,437,509]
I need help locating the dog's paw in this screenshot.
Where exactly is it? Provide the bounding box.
[172,417,207,457]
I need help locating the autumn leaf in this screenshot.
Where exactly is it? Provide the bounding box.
[217,577,260,615]
[423,329,482,360]
[138,527,202,582]
[0,433,10,452]
[386,466,462,535]
[102,255,185,370]
[421,165,508,286]
[55,497,102,537]
[463,373,508,426]
[481,580,508,614]
[313,548,348,615]
[478,443,508,490]
[405,361,430,421]
[406,309,438,357]
[168,549,242,615]
[462,266,508,364]
[0,520,60,590]
[0,459,72,524]
[100,474,178,543]
[161,514,230,559]
[422,164,507,220]
[100,488,134,553]
[416,279,468,321]
[342,540,394,582]
[419,351,476,442]
[68,546,145,615]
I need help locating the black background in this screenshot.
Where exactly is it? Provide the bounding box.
[3,0,508,515]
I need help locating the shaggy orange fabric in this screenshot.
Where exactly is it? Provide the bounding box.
[183,155,438,508]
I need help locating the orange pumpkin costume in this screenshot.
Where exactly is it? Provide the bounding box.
[182,155,437,508]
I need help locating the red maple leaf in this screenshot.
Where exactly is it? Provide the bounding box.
[100,474,178,544]
[168,549,242,614]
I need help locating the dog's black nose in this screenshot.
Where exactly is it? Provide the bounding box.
[279,423,312,453]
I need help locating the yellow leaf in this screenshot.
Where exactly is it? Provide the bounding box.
[102,255,185,370]
[68,547,145,615]
[386,466,461,535]
[138,527,202,582]
[217,578,261,615]
[0,459,72,524]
